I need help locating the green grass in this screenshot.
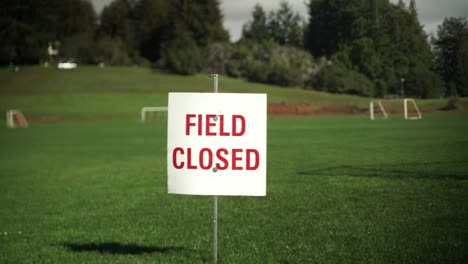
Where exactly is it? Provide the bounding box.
[0,66,376,119]
[1,66,466,120]
[0,66,467,263]
[3,66,461,118]
[0,113,467,263]
[0,66,373,118]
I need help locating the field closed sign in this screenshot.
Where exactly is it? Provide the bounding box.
[167,92,267,196]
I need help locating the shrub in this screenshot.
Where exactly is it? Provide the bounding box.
[159,35,203,75]
[225,43,252,78]
[440,97,459,110]
[310,63,375,96]
[94,37,132,66]
[204,42,231,74]
[226,41,316,88]
[404,67,444,98]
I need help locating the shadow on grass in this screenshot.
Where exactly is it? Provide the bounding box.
[297,160,468,180]
[62,242,185,255]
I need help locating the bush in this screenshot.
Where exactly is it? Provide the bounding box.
[225,43,251,78]
[60,34,94,64]
[204,42,231,74]
[309,63,375,96]
[440,97,459,110]
[404,67,444,98]
[226,41,316,88]
[94,37,132,66]
[266,45,314,87]
[159,35,203,75]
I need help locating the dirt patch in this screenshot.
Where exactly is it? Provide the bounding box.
[28,115,65,123]
[27,115,124,123]
[268,103,363,116]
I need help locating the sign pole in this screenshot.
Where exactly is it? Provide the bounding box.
[213,195,218,264]
[212,74,218,264]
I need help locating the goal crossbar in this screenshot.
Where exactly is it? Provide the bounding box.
[141,106,168,122]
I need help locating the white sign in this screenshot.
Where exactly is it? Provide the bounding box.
[167,92,267,196]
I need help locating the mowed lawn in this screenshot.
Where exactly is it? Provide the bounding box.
[0,112,467,263]
[0,66,467,263]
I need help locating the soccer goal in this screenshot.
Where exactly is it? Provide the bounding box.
[141,106,168,122]
[6,109,29,128]
[369,98,422,120]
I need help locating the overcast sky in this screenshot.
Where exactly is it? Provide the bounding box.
[91,0,468,41]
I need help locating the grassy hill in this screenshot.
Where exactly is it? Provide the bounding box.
[1,66,462,121]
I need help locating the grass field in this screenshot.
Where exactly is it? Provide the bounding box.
[0,66,467,263]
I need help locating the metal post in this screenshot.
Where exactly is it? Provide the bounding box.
[213,74,218,93]
[213,196,218,263]
[211,74,218,264]
[401,78,405,98]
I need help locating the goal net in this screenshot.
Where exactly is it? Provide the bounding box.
[6,109,29,128]
[369,98,422,120]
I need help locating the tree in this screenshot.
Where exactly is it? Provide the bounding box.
[0,1,40,64]
[58,0,97,62]
[159,30,203,75]
[96,0,137,64]
[98,0,133,42]
[305,0,353,57]
[132,0,170,62]
[156,0,228,73]
[0,0,96,65]
[241,4,270,42]
[433,17,468,96]
[167,0,228,47]
[305,0,441,97]
[267,1,303,48]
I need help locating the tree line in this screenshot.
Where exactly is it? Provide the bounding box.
[0,0,466,98]
[0,0,228,74]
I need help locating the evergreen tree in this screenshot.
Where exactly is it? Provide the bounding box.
[433,17,468,96]
[157,0,228,74]
[97,0,136,64]
[241,4,270,42]
[166,0,228,47]
[0,0,40,64]
[98,0,133,42]
[132,0,170,62]
[96,0,228,68]
[305,0,442,97]
[267,1,303,48]
[0,0,96,65]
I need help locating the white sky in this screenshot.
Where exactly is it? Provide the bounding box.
[91,0,468,42]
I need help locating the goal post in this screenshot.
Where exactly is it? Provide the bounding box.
[369,98,421,120]
[369,100,388,120]
[141,106,168,122]
[6,109,28,128]
[403,98,422,120]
